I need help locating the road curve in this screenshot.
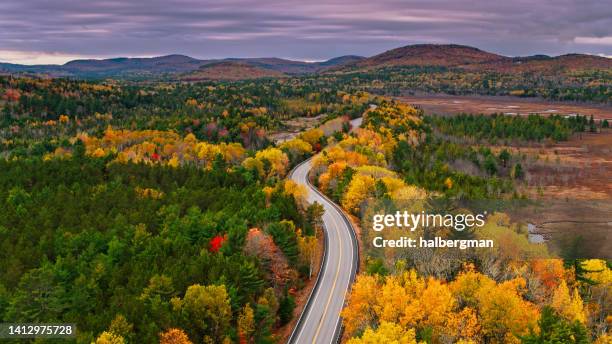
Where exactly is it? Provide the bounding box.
[287,119,361,344]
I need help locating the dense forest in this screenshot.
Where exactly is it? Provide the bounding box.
[0,75,360,343]
[323,66,611,103]
[426,113,599,143]
[305,101,611,343]
[0,151,327,343]
[1,74,610,343]
[0,75,370,158]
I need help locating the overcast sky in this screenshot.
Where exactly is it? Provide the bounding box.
[1,0,611,64]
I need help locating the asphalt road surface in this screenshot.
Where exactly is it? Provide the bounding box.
[287,118,361,344]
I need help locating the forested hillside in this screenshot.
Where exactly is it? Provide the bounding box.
[304,99,611,343]
[0,75,372,343]
[1,156,307,343]
[1,71,610,343]
[0,76,370,158]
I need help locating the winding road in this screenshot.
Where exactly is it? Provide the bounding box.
[287,118,361,344]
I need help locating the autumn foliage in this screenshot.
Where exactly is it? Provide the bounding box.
[159,328,193,344]
[209,235,226,253]
[312,102,427,215]
[344,267,537,343]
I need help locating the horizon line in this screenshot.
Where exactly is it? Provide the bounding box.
[1,44,611,66]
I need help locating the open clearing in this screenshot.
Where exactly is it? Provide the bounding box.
[510,130,612,259]
[398,94,612,120]
[397,95,612,259]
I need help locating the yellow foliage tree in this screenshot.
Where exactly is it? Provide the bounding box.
[342,174,375,214]
[168,155,180,168]
[297,233,317,278]
[419,278,455,328]
[171,284,232,341]
[375,275,410,324]
[280,138,312,162]
[159,328,193,344]
[242,157,264,177]
[94,331,125,344]
[446,307,481,341]
[299,128,324,147]
[581,259,612,334]
[451,270,538,343]
[355,165,396,179]
[551,280,587,324]
[346,322,418,344]
[341,274,380,336]
[237,304,255,344]
[254,147,289,178]
[582,259,612,284]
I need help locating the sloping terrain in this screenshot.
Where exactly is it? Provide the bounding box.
[345,44,508,69]
[2,43,609,79]
[336,44,612,73]
[0,54,365,78]
[179,61,286,81]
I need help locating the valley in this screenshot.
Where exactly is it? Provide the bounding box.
[398,94,612,120]
[1,42,610,344]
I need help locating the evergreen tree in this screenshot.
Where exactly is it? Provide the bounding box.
[498,149,511,167]
[512,163,524,180]
[521,306,590,344]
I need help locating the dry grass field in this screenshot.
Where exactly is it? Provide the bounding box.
[399,95,612,258]
[399,94,612,120]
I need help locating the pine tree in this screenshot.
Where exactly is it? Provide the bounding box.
[521,306,589,344]
[498,149,511,167]
[512,163,524,180]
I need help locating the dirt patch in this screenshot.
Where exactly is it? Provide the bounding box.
[398,94,612,120]
[510,130,612,199]
[488,130,611,259]
[397,95,611,258]
[511,199,612,259]
[269,115,326,143]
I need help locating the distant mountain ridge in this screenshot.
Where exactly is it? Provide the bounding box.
[1,44,610,79]
[336,44,612,73]
[346,44,507,68]
[179,61,286,81]
[62,54,202,72]
[0,54,365,78]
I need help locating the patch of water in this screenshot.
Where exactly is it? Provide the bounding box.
[528,223,545,244]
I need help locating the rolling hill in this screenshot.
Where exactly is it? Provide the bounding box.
[344,44,508,69]
[336,44,612,73]
[1,44,609,80]
[179,61,286,81]
[0,54,364,78]
[62,54,202,73]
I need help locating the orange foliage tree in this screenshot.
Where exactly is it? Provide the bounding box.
[159,328,193,344]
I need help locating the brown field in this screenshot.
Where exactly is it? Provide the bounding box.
[397,95,612,258]
[268,115,325,143]
[482,130,612,200]
[398,94,612,120]
[509,130,612,258]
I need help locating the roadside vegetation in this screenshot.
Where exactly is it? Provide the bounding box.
[327,66,612,103]
[0,75,367,343]
[1,72,609,343]
[309,100,611,343]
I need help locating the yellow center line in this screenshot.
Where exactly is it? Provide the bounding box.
[311,210,342,344]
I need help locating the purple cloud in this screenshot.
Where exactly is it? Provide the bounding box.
[0,0,610,64]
